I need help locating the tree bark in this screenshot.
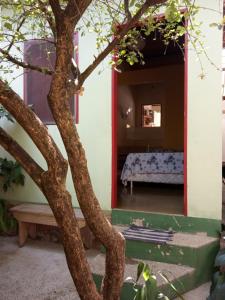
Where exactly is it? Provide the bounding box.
[46,1,167,298]
[0,80,101,300]
[0,127,43,189]
[41,173,102,300]
[0,1,169,299]
[46,10,125,299]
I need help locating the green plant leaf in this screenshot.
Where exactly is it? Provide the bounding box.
[143,264,151,281]
[146,276,158,300]
[4,22,12,30]
[136,262,145,282]
[0,158,25,191]
[0,199,17,233]
[134,287,142,300]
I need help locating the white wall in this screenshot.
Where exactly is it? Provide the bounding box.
[222,101,225,162]
[0,1,223,218]
[222,49,225,162]
[0,26,112,211]
[187,0,222,219]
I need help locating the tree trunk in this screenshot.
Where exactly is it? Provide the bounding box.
[0,80,103,299]
[0,0,181,299]
[47,15,125,299]
[0,75,125,300]
[42,173,102,300]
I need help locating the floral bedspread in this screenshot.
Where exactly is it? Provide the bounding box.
[121,152,184,184]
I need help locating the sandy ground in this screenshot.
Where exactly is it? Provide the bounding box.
[0,236,211,300]
[0,237,79,300]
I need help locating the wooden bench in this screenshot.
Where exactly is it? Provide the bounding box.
[10,203,88,247]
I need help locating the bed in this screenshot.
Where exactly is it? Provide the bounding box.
[121,152,184,195]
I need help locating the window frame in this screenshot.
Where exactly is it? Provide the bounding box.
[141,103,162,128]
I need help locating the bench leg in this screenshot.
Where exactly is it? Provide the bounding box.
[80,225,94,249]
[28,223,37,239]
[18,221,28,247]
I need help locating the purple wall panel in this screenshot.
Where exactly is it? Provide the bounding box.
[24,39,75,124]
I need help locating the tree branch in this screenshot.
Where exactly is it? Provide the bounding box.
[79,0,167,86]
[7,16,26,52]
[38,0,57,39]
[48,0,62,22]
[124,0,132,21]
[64,0,92,22]
[0,127,44,189]
[0,79,67,182]
[0,48,53,75]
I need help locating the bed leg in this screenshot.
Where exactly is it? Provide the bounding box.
[130,181,133,196]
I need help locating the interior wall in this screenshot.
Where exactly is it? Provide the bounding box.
[117,85,135,146]
[133,83,164,127]
[118,64,184,153]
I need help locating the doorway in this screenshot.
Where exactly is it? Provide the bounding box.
[112,25,187,215]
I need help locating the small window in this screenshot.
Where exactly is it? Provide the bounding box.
[24,35,79,124]
[142,104,161,127]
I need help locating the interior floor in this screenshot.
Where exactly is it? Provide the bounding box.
[117,182,184,215]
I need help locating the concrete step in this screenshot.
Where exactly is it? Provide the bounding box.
[88,251,195,300]
[115,225,218,269]
[105,225,218,291]
[112,209,220,237]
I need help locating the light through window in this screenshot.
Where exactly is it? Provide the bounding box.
[142,104,161,127]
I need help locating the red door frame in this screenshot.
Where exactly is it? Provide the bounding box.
[111,26,188,216]
[183,21,188,216]
[111,68,118,208]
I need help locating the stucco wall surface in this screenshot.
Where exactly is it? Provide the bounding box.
[187,0,222,219]
[0,28,112,210]
[0,1,223,218]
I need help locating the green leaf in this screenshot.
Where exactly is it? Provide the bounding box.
[141,286,147,300]
[120,49,126,56]
[4,22,13,30]
[146,276,158,300]
[130,0,136,7]
[136,262,145,282]
[143,264,151,281]
[209,22,219,28]
[0,158,25,192]
[0,199,17,234]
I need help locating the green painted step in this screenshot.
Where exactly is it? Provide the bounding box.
[111,209,220,290]
[112,209,221,237]
[116,225,218,269]
[89,253,195,300]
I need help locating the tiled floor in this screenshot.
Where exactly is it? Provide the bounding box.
[118,181,225,218]
[117,182,184,214]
